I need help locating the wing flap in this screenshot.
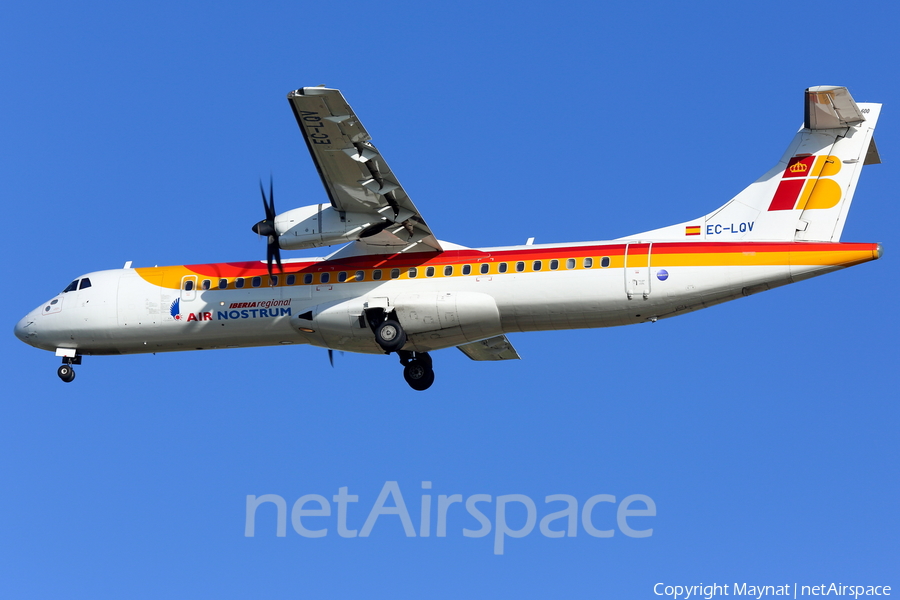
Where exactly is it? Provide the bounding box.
[457,335,521,361]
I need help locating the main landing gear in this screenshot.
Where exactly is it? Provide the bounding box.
[57,355,82,383]
[366,308,434,392]
[367,309,435,391]
[374,319,407,353]
[398,350,435,391]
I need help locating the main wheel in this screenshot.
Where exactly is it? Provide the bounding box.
[403,360,435,391]
[375,319,407,353]
[57,365,76,383]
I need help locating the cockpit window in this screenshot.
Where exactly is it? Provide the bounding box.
[79,278,92,290]
[63,280,79,293]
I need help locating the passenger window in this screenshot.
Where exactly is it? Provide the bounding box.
[601,256,610,268]
[516,261,525,272]
[355,270,365,281]
[218,278,228,289]
[550,259,559,270]
[269,276,278,287]
[304,274,313,284]
[533,260,542,271]
[583,257,593,268]
[235,278,245,288]
[480,263,490,274]
[566,258,576,269]
[201,279,211,290]
[499,262,508,273]
[251,277,261,287]
[444,265,453,276]
[79,278,92,290]
[408,268,418,278]
[184,280,194,291]
[373,269,383,281]
[426,266,435,277]
[286,274,296,285]
[320,273,330,284]
[390,269,400,279]
[63,280,79,293]
[462,265,472,275]
[338,272,347,283]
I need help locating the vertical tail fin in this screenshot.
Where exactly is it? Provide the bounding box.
[627,86,881,242]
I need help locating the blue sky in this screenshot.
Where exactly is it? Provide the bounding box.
[2,1,898,597]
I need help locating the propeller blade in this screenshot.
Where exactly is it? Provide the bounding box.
[259,180,268,214]
[328,349,334,367]
[266,236,283,276]
[254,177,283,275]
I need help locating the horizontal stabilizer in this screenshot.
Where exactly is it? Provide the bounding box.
[457,335,521,361]
[805,86,866,129]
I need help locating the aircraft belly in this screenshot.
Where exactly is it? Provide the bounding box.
[484,264,791,332]
[488,270,638,333]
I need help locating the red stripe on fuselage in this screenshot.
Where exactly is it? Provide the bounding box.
[180,241,878,275]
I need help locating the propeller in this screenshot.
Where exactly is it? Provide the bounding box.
[251,177,283,276]
[327,349,344,367]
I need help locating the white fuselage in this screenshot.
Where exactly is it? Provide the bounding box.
[13,239,880,358]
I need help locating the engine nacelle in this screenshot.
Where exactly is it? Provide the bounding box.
[274,204,385,250]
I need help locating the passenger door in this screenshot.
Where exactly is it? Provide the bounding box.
[624,243,652,300]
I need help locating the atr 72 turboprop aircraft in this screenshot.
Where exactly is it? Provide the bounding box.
[14,85,883,390]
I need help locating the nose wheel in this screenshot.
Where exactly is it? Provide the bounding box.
[57,364,76,383]
[57,354,81,383]
[399,351,434,391]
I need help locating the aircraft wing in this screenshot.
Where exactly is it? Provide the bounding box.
[287,87,442,252]
[457,335,521,361]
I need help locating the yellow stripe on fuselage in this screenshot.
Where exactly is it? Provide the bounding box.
[134,242,880,290]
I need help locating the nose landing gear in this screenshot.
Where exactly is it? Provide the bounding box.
[57,354,81,383]
[398,350,434,391]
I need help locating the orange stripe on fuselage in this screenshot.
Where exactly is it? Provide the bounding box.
[134,242,880,290]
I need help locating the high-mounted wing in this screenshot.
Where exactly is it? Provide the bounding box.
[287,87,442,252]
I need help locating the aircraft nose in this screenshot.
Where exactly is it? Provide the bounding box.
[14,314,37,344]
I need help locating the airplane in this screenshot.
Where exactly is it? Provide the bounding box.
[13,85,883,390]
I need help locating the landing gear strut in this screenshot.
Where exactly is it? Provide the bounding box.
[57,355,81,383]
[398,350,435,391]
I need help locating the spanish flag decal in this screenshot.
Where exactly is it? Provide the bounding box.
[685,225,701,236]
